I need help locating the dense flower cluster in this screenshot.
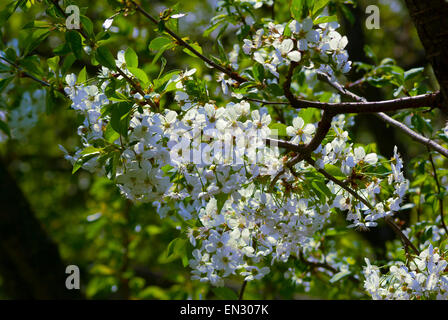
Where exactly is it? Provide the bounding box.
[0,0,445,300]
[59,43,414,287]
[242,18,351,79]
[363,244,448,299]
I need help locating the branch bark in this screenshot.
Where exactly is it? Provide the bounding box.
[405,0,448,114]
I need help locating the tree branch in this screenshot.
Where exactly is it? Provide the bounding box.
[50,0,158,110]
[318,73,448,158]
[129,0,247,84]
[265,135,420,255]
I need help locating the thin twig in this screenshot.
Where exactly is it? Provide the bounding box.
[130,0,247,84]
[238,280,248,300]
[427,147,448,234]
[308,157,420,255]
[297,251,360,284]
[0,56,66,95]
[317,72,448,158]
[51,0,158,110]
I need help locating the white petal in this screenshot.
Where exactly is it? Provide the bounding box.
[303,123,316,135]
[293,116,304,129]
[280,39,294,54]
[287,50,301,62]
[286,126,295,136]
[365,153,378,165]
[289,20,300,33]
[339,36,348,49]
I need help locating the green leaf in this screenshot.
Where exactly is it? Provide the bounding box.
[291,0,305,20]
[124,47,138,68]
[148,37,172,51]
[80,15,94,39]
[330,270,351,283]
[66,31,83,60]
[95,46,117,70]
[4,48,17,61]
[312,0,330,16]
[0,62,11,73]
[404,67,425,82]
[153,70,181,92]
[20,56,45,77]
[128,67,149,85]
[162,238,186,262]
[0,76,12,92]
[298,108,318,124]
[269,123,288,137]
[22,29,50,57]
[72,151,100,174]
[77,66,87,84]
[313,15,337,25]
[157,56,167,79]
[312,180,332,199]
[203,22,221,37]
[104,124,120,143]
[47,56,60,73]
[80,146,102,156]
[252,63,265,82]
[212,287,238,300]
[216,193,228,214]
[324,164,345,178]
[152,43,175,64]
[110,102,133,137]
[182,42,202,58]
[61,53,76,75]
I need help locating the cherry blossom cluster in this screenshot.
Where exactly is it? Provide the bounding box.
[363,244,448,300]
[283,115,409,230]
[242,18,351,80]
[60,35,411,287]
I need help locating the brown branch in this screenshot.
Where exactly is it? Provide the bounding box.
[287,91,440,114]
[318,73,448,159]
[129,0,247,84]
[0,56,66,95]
[308,157,420,255]
[115,68,159,110]
[265,135,420,255]
[268,110,335,189]
[376,113,448,158]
